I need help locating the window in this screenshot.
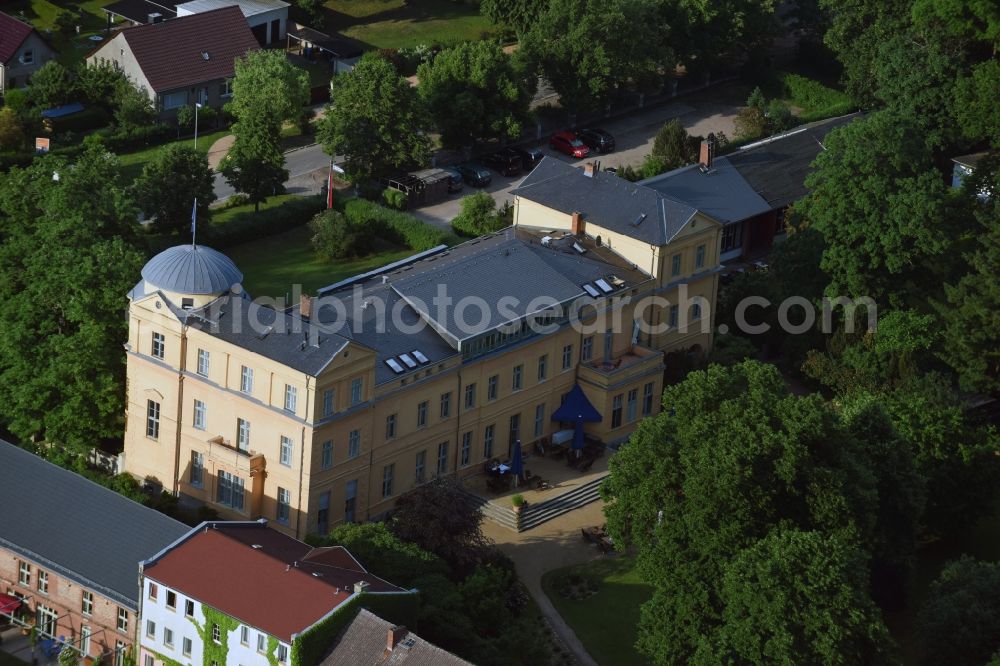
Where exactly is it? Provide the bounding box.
[280,435,293,467]
[669,305,679,328]
[20,49,33,64]
[220,78,233,98]
[237,418,250,452]
[417,401,428,427]
[166,590,176,610]
[581,336,593,362]
[217,471,245,510]
[322,389,335,417]
[164,627,174,648]
[671,253,682,276]
[721,222,743,252]
[512,364,523,391]
[604,330,614,361]
[197,349,210,377]
[18,561,30,586]
[642,382,655,416]
[144,655,153,666]
[146,399,160,439]
[190,451,204,487]
[240,366,254,393]
[350,378,363,405]
[461,432,472,466]
[317,491,330,534]
[437,442,448,475]
[81,626,91,655]
[348,430,360,459]
[509,414,520,453]
[320,440,333,469]
[537,354,548,381]
[627,389,638,422]
[612,394,623,428]
[488,375,499,401]
[385,414,397,439]
[82,591,93,616]
[484,424,495,459]
[151,331,165,359]
[284,385,297,413]
[37,605,57,637]
[464,383,476,409]
[116,641,126,666]
[183,637,192,657]
[162,90,187,110]
[277,645,288,663]
[257,633,266,653]
[211,623,220,643]
[695,244,706,269]
[146,620,156,638]
[148,582,158,601]
[534,404,545,437]
[415,450,426,483]
[117,608,128,633]
[276,488,290,523]
[692,303,702,320]
[193,399,206,430]
[440,392,451,418]
[185,600,194,618]
[382,464,395,498]
[37,570,48,594]
[562,344,573,370]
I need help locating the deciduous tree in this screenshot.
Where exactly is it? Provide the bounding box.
[220,119,287,212]
[916,557,1000,666]
[651,119,699,169]
[133,145,215,235]
[27,61,76,109]
[229,50,309,129]
[0,107,25,151]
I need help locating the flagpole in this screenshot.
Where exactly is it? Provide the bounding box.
[191,198,198,248]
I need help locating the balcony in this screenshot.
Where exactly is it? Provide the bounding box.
[205,435,254,471]
[578,345,664,389]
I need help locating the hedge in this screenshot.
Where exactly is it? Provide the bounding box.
[206,195,325,248]
[341,198,455,250]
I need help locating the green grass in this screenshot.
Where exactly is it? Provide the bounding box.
[779,73,855,121]
[225,223,417,298]
[542,556,653,666]
[324,0,497,49]
[6,1,116,68]
[117,129,231,183]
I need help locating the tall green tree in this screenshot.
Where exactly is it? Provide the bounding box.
[77,60,127,114]
[133,145,216,235]
[0,147,145,451]
[27,61,76,109]
[418,41,529,149]
[916,557,1000,666]
[651,119,699,169]
[318,54,431,183]
[220,119,287,212]
[229,49,309,129]
[480,0,542,35]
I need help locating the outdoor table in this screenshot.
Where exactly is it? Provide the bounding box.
[497,463,511,474]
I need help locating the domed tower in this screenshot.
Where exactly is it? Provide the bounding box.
[133,243,245,310]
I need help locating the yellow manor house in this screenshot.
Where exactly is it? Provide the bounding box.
[122,158,723,538]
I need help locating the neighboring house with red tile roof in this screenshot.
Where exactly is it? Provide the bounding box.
[85,5,259,118]
[138,520,416,666]
[320,609,472,666]
[0,11,56,95]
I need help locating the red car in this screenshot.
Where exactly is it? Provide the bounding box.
[549,131,591,158]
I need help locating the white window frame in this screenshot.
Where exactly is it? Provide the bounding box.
[351,378,363,405]
[240,366,254,394]
[193,399,206,430]
[18,561,30,586]
[146,400,160,439]
[82,590,93,616]
[37,570,48,594]
[197,349,210,377]
[322,389,334,416]
[277,487,290,524]
[117,607,128,633]
[151,331,165,359]
[348,430,360,459]
[237,418,250,452]
[191,451,204,487]
[279,436,293,467]
[284,384,297,413]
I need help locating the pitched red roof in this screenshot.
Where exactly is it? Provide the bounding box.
[117,5,259,92]
[0,12,35,65]
[143,523,405,642]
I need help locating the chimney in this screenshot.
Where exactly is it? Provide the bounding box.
[571,212,584,236]
[583,162,596,178]
[699,140,714,168]
[386,626,408,655]
[300,294,313,319]
[353,580,370,595]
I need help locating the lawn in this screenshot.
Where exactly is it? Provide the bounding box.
[541,555,653,666]
[6,0,116,68]
[324,0,497,49]
[226,223,417,298]
[117,129,231,184]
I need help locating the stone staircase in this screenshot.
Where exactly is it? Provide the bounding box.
[459,475,607,532]
[458,486,519,530]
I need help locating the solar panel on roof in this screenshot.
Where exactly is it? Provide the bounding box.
[583,284,601,297]
[385,358,405,374]
[399,354,418,368]
[595,279,613,293]
[411,350,430,364]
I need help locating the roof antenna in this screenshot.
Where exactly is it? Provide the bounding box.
[191,198,198,248]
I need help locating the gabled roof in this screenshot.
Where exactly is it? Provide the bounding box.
[0,12,35,64]
[0,440,189,609]
[143,522,406,643]
[320,609,472,666]
[111,6,259,92]
[511,158,699,245]
[176,0,289,17]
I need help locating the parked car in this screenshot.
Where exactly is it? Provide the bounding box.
[482,148,523,176]
[454,163,492,187]
[441,167,464,192]
[514,146,544,170]
[577,128,615,153]
[549,131,591,158]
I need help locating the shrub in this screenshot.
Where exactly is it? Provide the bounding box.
[382,187,408,210]
[54,10,78,36]
[451,191,507,237]
[0,107,25,151]
[781,73,854,120]
[2,88,31,114]
[207,195,325,248]
[640,153,667,179]
[342,198,451,251]
[651,119,699,169]
[615,164,642,182]
[310,209,374,259]
[511,494,525,507]
[734,105,768,140]
[176,104,195,131]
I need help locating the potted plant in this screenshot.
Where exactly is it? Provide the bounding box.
[511,494,526,512]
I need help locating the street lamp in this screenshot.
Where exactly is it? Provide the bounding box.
[193,102,203,150]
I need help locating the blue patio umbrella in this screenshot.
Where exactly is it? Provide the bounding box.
[510,440,524,485]
[551,384,603,450]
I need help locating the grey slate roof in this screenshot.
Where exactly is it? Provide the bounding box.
[642,156,771,224]
[320,609,472,666]
[511,158,698,245]
[141,244,244,295]
[0,440,189,609]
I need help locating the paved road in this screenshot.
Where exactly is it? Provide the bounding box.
[213,142,335,202]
